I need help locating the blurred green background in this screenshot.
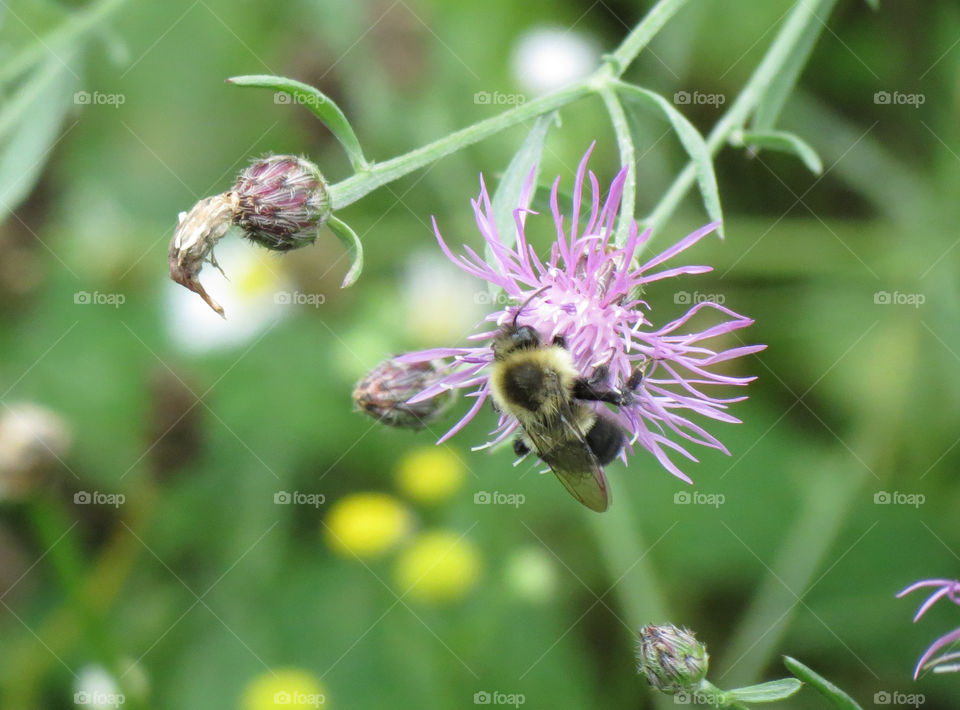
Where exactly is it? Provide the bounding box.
[1,0,959,707]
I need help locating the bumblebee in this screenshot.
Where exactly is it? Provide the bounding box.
[489,294,642,512]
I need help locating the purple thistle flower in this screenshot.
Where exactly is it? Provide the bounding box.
[399,145,764,484]
[898,578,960,678]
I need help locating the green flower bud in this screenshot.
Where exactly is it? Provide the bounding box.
[232,155,330,252]
[636,624,709,694]
[353,357,454,430]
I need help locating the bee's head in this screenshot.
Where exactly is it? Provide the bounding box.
[492,324,540,360]
[491,287,550,361]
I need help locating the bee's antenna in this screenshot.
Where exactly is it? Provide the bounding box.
[512,286,550,328]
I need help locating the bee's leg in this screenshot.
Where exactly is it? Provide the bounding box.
[552,335,567,349]
[626,367,644,390]
[572,378,630,406]
[589,364,610,385]
[574,365,644,407]
[513,438,531,457]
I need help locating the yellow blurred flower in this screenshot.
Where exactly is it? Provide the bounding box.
[395,446,465,504]
[324,493,414,558]
[395,530,481,602]
[241,669,326,709]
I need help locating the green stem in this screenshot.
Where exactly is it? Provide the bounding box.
[599,88,637,247]
[644,0,839,234]
[721,317,920,686]
[327,0,691,210]
[586,468,675,710]
[717,465,864,686]
[586,480,669,626]
[603,0,693,78]
[27,501,147,710]
[328,82,592,209]
[0,0,131,88]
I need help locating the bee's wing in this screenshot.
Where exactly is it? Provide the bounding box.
[525,412,610,513]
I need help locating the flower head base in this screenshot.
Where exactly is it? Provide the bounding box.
[636,624,709,694]
[168,154,330,317]
[898,578,960,677]
[353,356,454,430]
[399,145,763,485]
[233,155,330,252]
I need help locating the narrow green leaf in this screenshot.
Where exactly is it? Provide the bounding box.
[600,89,636,247]
[0,54,67,141]
[487,113,554,299]
[326,216,364,288]
[530,181,574,215]
[783,656,864,710]
[865,0,878,9]
[752,0,830,131]
[738,129,823,175]
[491,112,555,249]
[0,57,76,216]
[227,74,370,173]
[0,0,129,89]
[616,83,723,238]
[726,678,803,703]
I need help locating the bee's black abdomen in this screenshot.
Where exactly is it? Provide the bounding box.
[586,416,624,465]
[502,362,546,411]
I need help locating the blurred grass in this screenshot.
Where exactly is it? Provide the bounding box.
[1,0,960,708]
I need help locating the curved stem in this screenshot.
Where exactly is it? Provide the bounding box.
[644,0,839,235]
[328,82,591,209]
[604,0,692,78]
[327,0,691,210]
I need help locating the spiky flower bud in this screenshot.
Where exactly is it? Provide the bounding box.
[636,624,709,694]
[233,155,330,252]
[353,357,454,430]
[168,154,331,317]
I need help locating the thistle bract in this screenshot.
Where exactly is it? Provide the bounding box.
[398,145,764,483]
[168,154,330,317]
[353,357,454,430]
[233,154,330,251]
[636,624,709,694]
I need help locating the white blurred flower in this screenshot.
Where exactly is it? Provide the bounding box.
[0,403,71,501]
[73,664,123,709]
[402,251,485,345]
[510,26,599,96]
[164,239,292,353]
[504,546,557,603]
